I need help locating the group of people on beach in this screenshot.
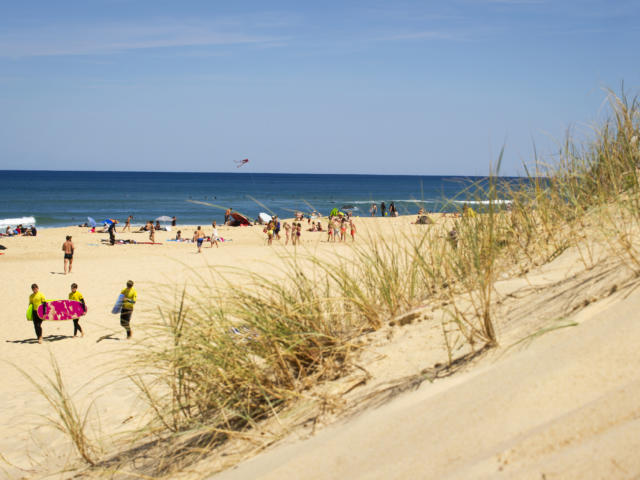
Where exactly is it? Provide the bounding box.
[27,280,137,344]
[3,224,36,236]
[369,202,399,217]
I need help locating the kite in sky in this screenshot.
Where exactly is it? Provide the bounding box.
[234,158,249,168]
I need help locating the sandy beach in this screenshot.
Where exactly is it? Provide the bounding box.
[1,212,640,479]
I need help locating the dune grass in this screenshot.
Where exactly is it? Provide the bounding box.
[16,354,98,467]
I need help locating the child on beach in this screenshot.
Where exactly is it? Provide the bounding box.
[119,280,137,339]
[283,222,291,245]
[69,283,86,337]
[265,220,274,245]
[210,221,219,248]
[295,223,302,244]
[28,284,46,344]
[327,220,333,242]
[340,218,347,242]
[350,220,356,241]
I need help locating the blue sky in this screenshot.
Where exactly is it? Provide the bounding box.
[1,0,638,175]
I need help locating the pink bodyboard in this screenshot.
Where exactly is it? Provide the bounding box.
[37,300,86,321]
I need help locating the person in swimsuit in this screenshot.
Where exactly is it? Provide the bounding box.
[210,221,219,248]
[149,223,155,243]
[340,218,347,242]
[68,283,86,337]
[350,220,357,242]
[62,235,74,274]
[283,222,291,245]
[193,226,205,253]
[122,215,133,232]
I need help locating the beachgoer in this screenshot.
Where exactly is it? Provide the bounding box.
[295,223,302,244]
[274,216,281,240]
[381,202,386,217]
[210,221,219,248]
[284,222,291,245]
[62,235,74,274]
[108,221,117,245]
[30,225,37,236]
[332,218,340,242]
[68,283,86,337]
[119,280,137,339]
[327,220,333,242]
[266,220,274,246]
[175,230,182,241]
[149,223,155,243]
[463,204,476,218]
[154,221,161,231]
[29,284,46,344]
[370,203,377,216]
[350,220,356,241]
[448,227,459,249]
[171,216,177,227]
[389,202,397,217]
[122,215,133,232]
[340,218,347,242]
[193,226,205,253]
[224,208,232,225]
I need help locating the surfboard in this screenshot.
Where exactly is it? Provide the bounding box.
[37,300,86,321]
[112,294,125,314]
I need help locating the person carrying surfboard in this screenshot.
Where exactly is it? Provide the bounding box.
[28,284,46,344]
[69,283,86,338]
[119,280,137,339]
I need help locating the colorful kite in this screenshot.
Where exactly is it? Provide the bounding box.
[234,158,249,168]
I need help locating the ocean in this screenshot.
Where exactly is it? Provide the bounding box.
[0,170,520,228]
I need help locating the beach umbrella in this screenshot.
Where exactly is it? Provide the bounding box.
[87,217,96,227]
[155,215,173,222]
[102,218,116,225]
[329,207,340,217]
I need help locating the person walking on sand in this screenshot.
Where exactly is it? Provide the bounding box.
[210,221,219,248]
[380,202,386,217]
[119,280,137,339]
[29,284,46,344]
[62,235,74,274]
[350,219,357,242]
[69,283,86,338]
[122,215,133,232]
[193,226,205,253]
[108,220,117,245]
[149,222,155,243]
[370,203,377,216]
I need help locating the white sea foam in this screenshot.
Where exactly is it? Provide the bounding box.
[0,216,36,228]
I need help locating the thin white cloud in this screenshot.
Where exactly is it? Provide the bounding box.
[0,18,287,58]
